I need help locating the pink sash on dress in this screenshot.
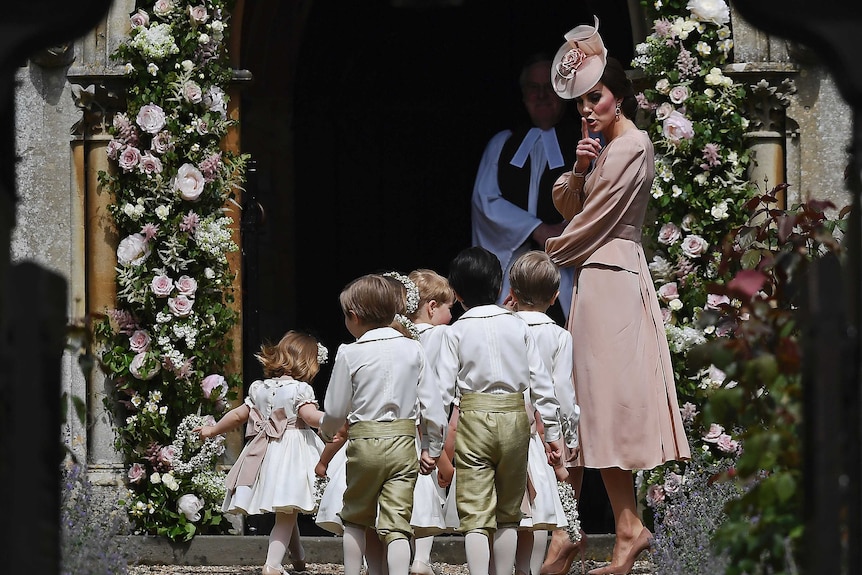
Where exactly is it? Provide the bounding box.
[224,407,305,489]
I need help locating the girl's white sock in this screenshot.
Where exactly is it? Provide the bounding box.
[530,530,548,575]
[493,527,518,575]
[265,512,297,568]
[413,535,435,566]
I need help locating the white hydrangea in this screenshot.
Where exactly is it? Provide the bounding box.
[194,216,238,261]
[130,24,179,61]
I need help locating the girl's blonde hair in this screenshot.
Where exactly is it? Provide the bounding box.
[407,269,455,321]
[255,330,321,381]
[509,250,560,307]
[339,274,401,327]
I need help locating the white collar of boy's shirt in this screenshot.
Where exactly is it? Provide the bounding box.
[515,310,556,326]
[510,127,565,170]
[458,304,513,320]
[414,322,434,334]
[355,326,407,343]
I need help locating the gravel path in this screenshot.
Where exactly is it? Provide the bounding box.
[128,559,657,574]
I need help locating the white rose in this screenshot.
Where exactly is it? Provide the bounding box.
[687,0,731,25]
[189,5,209,24]
[153,0,173,16]
[198,33,210,44]
[655,102,674,121]
[117,233,151,266]
[177,494,204,522]
[155,205,170,221]
[150,472,161,484]
[655,78,671,95]
[183,81,203,104]
[173,163,206,202]
[182,59,195,72]
[668,298,684,311]
[711,201,729,220]
[162,473,179,491]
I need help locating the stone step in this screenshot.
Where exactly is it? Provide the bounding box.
[123,534,618,566]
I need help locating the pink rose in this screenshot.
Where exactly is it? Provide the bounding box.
[118,146,141,172]
[107,139,124,160]
[189,5,209,24]
[129,329,151,353]
[136,103,166,134]
[176,275,198,296]
[646,484,665,507]
[130,9,149,27]
[168,294,194,317]
[127,462,146,484]
[153,0,174,17]
[151,131,173,154]
[658,222,681,245]
[129,351,160,380]
[151,274,174,297]
[116,233,151,266]
[669,85,690,104]
[657,282,680,302]
[139,152,163,175]
[663,472,683,494]
[681,234,709,258]
[158,445,178,468]
[182,81,203,104]
[702,423,725,443]
[174,163,206,202]
[662,110,695,144]
[717,433,739,454]
[201,374,227,399]
[706,293,730,309]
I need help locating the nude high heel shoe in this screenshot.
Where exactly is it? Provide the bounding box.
[540,529,587,575]
[586,527,652,575]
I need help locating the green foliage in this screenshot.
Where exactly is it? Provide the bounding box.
[689,187,848,574]
[93,0,246,541]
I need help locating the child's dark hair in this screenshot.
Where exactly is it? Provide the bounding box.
[600,56,637,119]
[447,246,503,309]
[339,274,401,327]
[509,250,560,308]
[255,330,321,381]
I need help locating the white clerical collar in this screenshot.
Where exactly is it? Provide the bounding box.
[510,127,565,170]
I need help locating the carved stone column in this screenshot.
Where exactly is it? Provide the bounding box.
[744,78,797,204]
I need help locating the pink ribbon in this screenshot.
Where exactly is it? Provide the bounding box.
[225,407,304,490]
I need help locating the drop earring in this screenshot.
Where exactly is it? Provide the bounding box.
[615,104,621,120]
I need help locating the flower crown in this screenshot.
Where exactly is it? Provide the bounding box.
[317,342,329,365]
[383,271,420,314]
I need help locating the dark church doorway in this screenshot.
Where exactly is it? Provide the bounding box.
[239,0,635,537]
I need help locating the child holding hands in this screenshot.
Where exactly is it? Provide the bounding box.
[195,330,328,575]
[505,251,583,575]
[436,246,564,575]
[319,274,448,575]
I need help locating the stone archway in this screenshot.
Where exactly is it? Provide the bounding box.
[236,0,638,536]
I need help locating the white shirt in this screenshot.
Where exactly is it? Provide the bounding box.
[470,130,574,317]
[516,310,580,450]
[320,327,447,457]
[436,304,561,443]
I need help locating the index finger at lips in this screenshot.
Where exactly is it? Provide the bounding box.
[581,117,589,140]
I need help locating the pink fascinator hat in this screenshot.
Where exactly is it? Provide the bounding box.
[551,16,608,99]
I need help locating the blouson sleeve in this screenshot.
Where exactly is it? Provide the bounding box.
[545,136,648,268]
[551,171,586,222]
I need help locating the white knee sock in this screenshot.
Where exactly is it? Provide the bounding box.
[465,531,491,575]
[366,529,388,575]
[493,528,518,575]
[413,535,435,566]
[387,538,412,575]
[530,531,548,575]
[343,525,367,575]
[515,530,533,575]
[265,512,297,568]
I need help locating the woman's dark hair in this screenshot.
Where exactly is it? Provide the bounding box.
[601,56,637,119]
[448,246,502,309]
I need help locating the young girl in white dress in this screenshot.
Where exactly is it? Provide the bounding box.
[407,269,456,575]
[195,330,328,575]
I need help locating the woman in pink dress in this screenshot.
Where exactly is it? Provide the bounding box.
[543,19,691,575]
